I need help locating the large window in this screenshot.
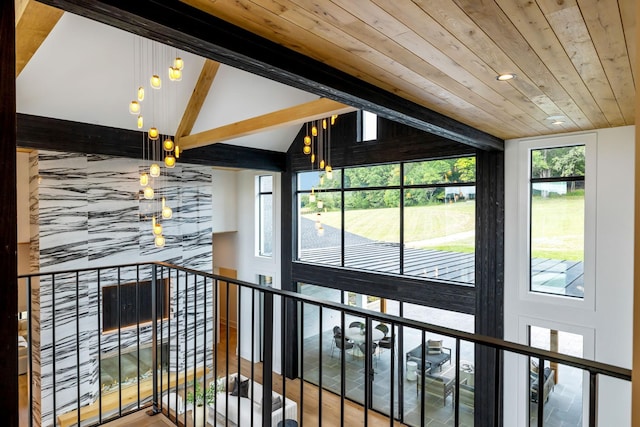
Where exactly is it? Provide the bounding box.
[297,157,476,284]
[529,146,585,298]
[258,175,273,257]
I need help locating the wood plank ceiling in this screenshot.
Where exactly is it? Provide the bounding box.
[182,0,635,140]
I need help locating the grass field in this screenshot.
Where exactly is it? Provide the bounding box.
[304,195,584,260]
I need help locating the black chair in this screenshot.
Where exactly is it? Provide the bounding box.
[349,321,365,329]
[358,342,378,367]
[333,325,342,337]
[375,323,389,337]
[331,335,354,358]
[375,323,395,354]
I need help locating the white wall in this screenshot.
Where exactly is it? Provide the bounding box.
[503,126,634,426]
[211,169,238,233]
[234,170,283,371]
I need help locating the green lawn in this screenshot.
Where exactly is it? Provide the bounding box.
[304,195,585,261]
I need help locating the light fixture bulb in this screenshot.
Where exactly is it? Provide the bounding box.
[311,154,315,163]
[174,57,184,71]
[143,186,154,199]
[129,100,141,115]
[140,173,149,186]
[331,115,337,125]
[150,74,162,89]
[322,119,327,129]
[317,225,325,237]
[164,155,176,168]
[319,159,325,170]
[150,163,161,177]
[317,200,324,209]
[326,166,333,180]
[309,187,316,203]
[304,136,311,145]
[163,138,175,151]
[162,205,173,219]
[137,86,145,101]
[154,235,166,248]
[137,115,144,129]
[168,67,182,81]
[303,146,311,155]
[148,127,159,140]
[552,120,564,125]
[175,145,180,158]
[153,223,163,236]
[315,213,322,229]
[312,126,318,136]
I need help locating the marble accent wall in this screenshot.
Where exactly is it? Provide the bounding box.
[29,151,214,427]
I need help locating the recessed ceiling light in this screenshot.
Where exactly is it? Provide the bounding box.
[546,115,566,125]
[496,73,516,81]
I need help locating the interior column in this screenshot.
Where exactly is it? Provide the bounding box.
[0,0,18,424]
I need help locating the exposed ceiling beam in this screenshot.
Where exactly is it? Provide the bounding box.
[36,0,504,151]
[175,59,220,138]
[178,98,356,150]
[15,0,29,23]
[15,1,63,76]
[16,114,286,171]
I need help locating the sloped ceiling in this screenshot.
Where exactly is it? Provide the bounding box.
[16,12,319,153]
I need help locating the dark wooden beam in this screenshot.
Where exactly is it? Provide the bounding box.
[474,149,505,427]
[0,0,19,424]
[16,114,286,171]
[292,263,476,315]
[37,0,504,152]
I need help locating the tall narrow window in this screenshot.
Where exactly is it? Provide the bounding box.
[530,146,585,298]
[357,110,378,142]
[258,175,273,257]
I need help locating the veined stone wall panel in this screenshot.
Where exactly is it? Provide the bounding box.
[30,151,214,427]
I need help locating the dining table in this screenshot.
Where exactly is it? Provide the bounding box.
[344,326,385,358]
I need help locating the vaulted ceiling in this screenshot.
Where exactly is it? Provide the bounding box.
[16,0,636,154]
[183,0,636,140]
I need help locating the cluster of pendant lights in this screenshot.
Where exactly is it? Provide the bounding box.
[302,115,338,237]
[128,39,184,247]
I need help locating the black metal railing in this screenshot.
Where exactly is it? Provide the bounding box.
[19,262,631,427]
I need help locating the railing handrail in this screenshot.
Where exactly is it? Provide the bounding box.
[19,260,632,382]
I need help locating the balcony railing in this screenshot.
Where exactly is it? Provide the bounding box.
[18,262,630,427]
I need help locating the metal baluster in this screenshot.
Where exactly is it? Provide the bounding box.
[299,302,305,427]
[97,270,102,423]
[151,264,159,414]
[262,292,274,427]
[537,357,543,427]
[340,310,346,427]
[75,271,80,427]
[27,276,33,427]
[589,372,598,427]
[318,307,323,426]
[454,339,461,427]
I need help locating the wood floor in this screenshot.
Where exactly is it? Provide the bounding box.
[19,326,403,426]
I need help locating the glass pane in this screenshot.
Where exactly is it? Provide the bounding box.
[531,146,585,179]
[404,157,476,185]
[402,326,456,426]
[344,164,400,188]
[530,181,584,297]
[529,327,584,427]
[403,187,475,283]
[362,110,378,141]
[259,175,272,193]
[259,193,272,256]
[298,170,342,191]
[298,192,342,265]
[344,190,400,273]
